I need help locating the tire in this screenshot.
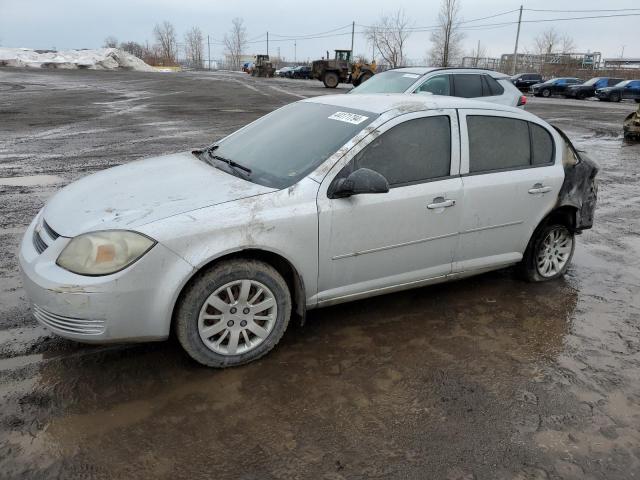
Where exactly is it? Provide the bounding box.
[541,88,551,98]
[577,92,586,100]
[175,259,292,368]
[359,72,373,84]
[635,99,640,103]
[351,76,361,87]
[610,92,621,102]
[519,223,575,282]
[323,71,339,88]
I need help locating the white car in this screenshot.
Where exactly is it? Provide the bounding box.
[350,67,527,108]
[19,94,597,367]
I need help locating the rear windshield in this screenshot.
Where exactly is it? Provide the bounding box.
[211,102,377,188]
[350,70,422,94]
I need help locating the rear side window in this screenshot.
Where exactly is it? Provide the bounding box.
[530,123,554,165]
[468,116,530,172]
[482,75,504,96]
[350,116,451,186]
[453,75,483,98]
[468,116,555,173]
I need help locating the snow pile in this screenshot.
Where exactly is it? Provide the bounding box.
[0,48,155,71]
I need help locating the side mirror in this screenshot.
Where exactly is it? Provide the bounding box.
[330,168,390,199]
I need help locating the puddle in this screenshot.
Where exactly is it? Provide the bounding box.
[0,175,63,186]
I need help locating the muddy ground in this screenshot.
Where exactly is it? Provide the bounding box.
[0,69,639,479]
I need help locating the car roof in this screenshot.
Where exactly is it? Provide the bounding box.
[385,66,509,79]
[303,93,535,118]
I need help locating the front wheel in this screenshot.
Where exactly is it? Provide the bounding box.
[635,99,640,103]
[323,71,339,88]
[175,259,292,367]
[541,88,551,98]
[519,224,575,282]
[610,92,621,102]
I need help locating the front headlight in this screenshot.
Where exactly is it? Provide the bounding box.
[56,230,155,276]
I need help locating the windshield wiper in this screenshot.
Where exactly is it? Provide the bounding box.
[209,154,252,175]
[195,145,252,177]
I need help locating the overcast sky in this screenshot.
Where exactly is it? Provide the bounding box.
[1,0,638,62]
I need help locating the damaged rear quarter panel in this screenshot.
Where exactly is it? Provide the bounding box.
[553,127,599,230]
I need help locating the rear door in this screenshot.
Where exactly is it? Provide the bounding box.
[453,110,565,273]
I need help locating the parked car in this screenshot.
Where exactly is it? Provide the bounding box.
[276,66,294,78]
[511,73,544,91]
[291,65,312,79]
[595,79,640,103]
[19,94,598,368]
[350,67,526,107]
[565,77,624,99]
[530,78,582,97]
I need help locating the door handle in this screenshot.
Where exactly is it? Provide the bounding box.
[427,198,456,209]
[528,183,551,194]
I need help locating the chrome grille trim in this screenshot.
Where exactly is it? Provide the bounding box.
[33,230,48,254]
[33,305,106,335]
[42,220,60,240]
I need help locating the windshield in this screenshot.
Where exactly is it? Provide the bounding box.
[207,102,377,189]
[350,70,423,94]
[583,78,602,86]
[616,80,631,87]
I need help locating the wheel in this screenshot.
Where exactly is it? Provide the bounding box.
[351,76,361,87]
[323,72,339,88]
[610,92,621,102]
[175,259,292,367]
[635,99,640,103]
[519,224,575,282]
[541,88,551,98]
[577,92,586,100]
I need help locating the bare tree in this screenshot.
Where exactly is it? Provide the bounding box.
[364,9,411,68]
[103,36,118,48]
[468,41,487,67]
[119,41,145,58]
[184,26,205,69]
[224,17,247,71]
[534,28,560,56]
[428,0,465,67]
[153,21,177,65]
[560,34,576,54]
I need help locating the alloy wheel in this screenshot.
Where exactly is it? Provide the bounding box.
[198,279,277,355]
[536,227,573,278]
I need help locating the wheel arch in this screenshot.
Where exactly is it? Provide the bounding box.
[171,248,307,333]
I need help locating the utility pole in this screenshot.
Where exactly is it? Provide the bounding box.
[267,31,269,56]
[207,35,211,70]
[476,40,481,67]
[511,5,523,75]
[350,21,355,54]
[294,41,297,63]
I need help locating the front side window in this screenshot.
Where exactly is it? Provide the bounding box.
[467,116,555,173]
[453,74,483,98]
[415,75,450,96]
[340,116,451,187]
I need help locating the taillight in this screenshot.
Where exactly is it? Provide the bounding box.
[517,95,527,106]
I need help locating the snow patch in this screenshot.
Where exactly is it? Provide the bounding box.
[0,47,155,71]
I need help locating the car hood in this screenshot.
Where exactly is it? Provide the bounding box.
[44,151,276,237]
[597,87,615,92]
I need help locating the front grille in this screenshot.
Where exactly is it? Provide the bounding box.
[33,230,48,254]
[42,220,60,240]
[33,304,105,335]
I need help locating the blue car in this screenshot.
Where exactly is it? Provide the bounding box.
[565,77,624,99]
[530,77,582,97]
[595,79,640,103]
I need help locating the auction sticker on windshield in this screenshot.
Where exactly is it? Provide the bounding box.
[328,111,369,125]
[402,74,420,78]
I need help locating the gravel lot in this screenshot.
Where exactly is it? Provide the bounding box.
[1,68,639,479]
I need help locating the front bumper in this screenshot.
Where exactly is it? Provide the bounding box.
[19,214,194,343]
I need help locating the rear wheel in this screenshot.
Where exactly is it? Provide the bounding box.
[519,224,575,282]
[175,259,292,367]
[610,92,621,102]
[323,71,339,88]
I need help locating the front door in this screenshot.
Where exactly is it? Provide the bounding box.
[315,110,462,305]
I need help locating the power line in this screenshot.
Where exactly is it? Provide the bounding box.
[524,8,640,13]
